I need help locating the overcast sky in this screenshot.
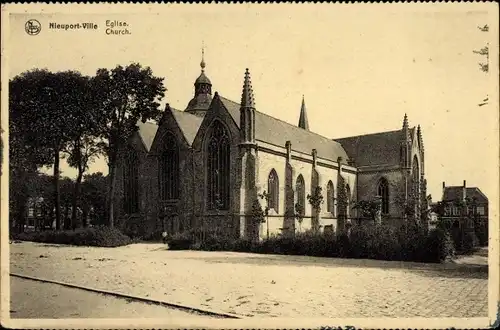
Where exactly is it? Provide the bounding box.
[6,3,499,214]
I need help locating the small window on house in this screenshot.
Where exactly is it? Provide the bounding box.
[268,169,279,213]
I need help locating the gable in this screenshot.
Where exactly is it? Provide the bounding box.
[218,96,349,163]
[136,121,158,151]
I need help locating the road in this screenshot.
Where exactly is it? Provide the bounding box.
[10,276,212,319]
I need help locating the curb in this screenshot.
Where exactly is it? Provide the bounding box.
[10,273,243,319]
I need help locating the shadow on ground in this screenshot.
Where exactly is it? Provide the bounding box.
[152,248,488,280]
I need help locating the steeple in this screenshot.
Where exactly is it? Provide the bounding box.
[417,124,423,150]
[402,113,410,141]
[298,95,309,130]
[185,44,213,116]
[240,68,256,144]
[241,68,255,108]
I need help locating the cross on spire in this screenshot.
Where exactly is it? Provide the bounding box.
[200,41,206,72]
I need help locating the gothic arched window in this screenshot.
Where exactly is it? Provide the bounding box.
[377,178,390,214]
[296,174,306,216]
[268,169,279,213]
[327,180,335,214]
[123,148,139,214]
[207,121,230,210]
[159,133,179,200]
[346,184,351,218]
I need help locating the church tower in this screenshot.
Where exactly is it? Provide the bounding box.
[298,96,310,130]
[185,47,213,116]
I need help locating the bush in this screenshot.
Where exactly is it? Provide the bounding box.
[166,231,194,250]
[160,222,456,264]
[425,228,455,262]
[13,226,132,247]
[461,231,479,254]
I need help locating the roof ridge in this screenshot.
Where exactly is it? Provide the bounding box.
[334,129,402,141]
[218,95,341,145]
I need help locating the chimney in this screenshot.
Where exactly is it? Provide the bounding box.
[463,180,466,187]
[442,182,445,190]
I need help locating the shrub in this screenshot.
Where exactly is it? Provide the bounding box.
[461,231,479,254]
[424,228,455,262]
[166,231,194,250]
[14,226,132,247]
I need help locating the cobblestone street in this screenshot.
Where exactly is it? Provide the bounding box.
[10,242,488,318]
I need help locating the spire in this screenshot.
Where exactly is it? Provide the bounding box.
[417,124,424,149]
[298,95,309,130]
[402,113,410,141]
[241,68,255,108]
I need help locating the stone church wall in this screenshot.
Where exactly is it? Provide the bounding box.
[356,168,406,221]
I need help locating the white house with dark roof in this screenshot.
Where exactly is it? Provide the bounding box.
[114,56,427,239]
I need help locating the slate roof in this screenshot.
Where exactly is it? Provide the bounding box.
[334,128,415,167]
[170,107,204,145]
[219,96,349,163]
[443,187,488,203]
[137,121,158,151]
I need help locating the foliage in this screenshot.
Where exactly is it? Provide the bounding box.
[164,222,455,263]
[9,70,93,230]
[352,199,381,221]
[81,172,108,226]
[13,226,132,247]
[251,199,266,224]
[92,63,166,227]
[307,186,324,212]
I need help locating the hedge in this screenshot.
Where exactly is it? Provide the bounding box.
[12,226,133,247]
[166,224,456,263]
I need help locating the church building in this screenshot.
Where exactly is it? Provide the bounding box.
[114,55,427,240]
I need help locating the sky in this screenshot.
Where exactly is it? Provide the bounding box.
[5,3,499,215]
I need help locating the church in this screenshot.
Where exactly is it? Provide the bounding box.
[114,55,427,240]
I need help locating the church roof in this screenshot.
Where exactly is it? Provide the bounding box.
[195,72,212,85]
[218,96,350,163]
[443,186,488,203]
[137,121,159,151]
[170,107,204,145]
[334,128,415,167]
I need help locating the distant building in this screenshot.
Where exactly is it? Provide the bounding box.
[439,181,488,245]
[441,180,488,221]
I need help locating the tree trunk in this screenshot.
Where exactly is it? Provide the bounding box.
[53,147,61,230]
[71,165,84,229]
[107,152,118,228]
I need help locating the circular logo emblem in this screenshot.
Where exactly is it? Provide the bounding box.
[25,19,41,36]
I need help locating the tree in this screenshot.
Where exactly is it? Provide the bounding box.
[92,63,166,227]
[294,202,304,233]
[9,70,91,230]
[63,76,106,229]
[258,191,271,238]
[352,199,381,222]
[474,24,489,107]
[307,186,324,232]
[81,172,108,227]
